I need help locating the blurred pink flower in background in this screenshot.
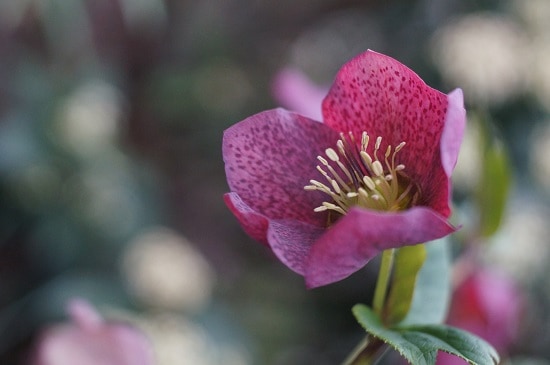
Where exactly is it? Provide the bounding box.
[33,298,155,365]
[437,267,523,364]
[271,67,328,121]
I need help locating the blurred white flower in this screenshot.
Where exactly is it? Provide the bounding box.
[56,80,123,157]
[431,13,530,106]
[487,194,550,283]
[122,227,215,312]
[34,298,155,365]
[511,0,550,35]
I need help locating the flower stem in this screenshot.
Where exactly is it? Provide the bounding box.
[342,336,386,365]
[372,248,395,318]
[343,249,395,365]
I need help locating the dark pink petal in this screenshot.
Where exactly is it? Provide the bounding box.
[225,193,325,274]
[267,219,325,275]
[440,89,466,177]
[223,108,339,226]
[271,67,328,121]
[224,192,269,245]
[305,207,456,288]
[322,50,449,214]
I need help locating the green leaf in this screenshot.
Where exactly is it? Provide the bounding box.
[353,304,499,365]
[477,121,511,237]
[353,304,436,365]
[399,239,451,326]
[385,244,427,325]
[400,324,500,365]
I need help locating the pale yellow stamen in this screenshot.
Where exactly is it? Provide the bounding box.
[304,131,419,218]
[372,160,384,177]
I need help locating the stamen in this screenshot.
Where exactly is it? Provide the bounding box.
[358,188,369,201]
[305,131,415,218]
[360,151,372,166]
[336,140,346,156]
[395,142,406,152]
[317,156,329,165]
[372,160,384,176]
[322,202,346,215]
[331,179,341,194]
[326,148,339,162]
[361,132,369,150]
[363,176,376,191]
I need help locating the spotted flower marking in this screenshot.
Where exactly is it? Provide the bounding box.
[223,50,466,288]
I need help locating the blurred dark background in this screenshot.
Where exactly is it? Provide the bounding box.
[2,0,550,364]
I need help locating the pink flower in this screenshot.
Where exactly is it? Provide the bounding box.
[33,298,155,365]
[271,67,328,121]
[446,268,522,356]
[436,267,523,364]
[223,50,465,288]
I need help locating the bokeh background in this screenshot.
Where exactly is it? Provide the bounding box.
[1,0,550,364]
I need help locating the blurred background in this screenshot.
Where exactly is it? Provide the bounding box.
[1,0,550,364]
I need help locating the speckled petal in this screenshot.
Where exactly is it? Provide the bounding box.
[224,192,269,245]
[305,206,456,288]
[223,108,340,226]
[267,219,325,275]
[322,50,449,213]
[225,193,325,274]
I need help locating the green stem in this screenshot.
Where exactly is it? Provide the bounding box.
[342,336,386,365]
[342,249,395,365]
[372,248,395,318]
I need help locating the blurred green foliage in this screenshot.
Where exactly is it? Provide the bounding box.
[0,0,550,364]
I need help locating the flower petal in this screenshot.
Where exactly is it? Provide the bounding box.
[305,206,456,288]
[225,191,325,274]
[271,67,328,121]
[223,108,340,226]
[440,88,466,178]
[224,192,269,244]
[267,219,325,275]
[421,89,466,218]
[322,50,449,212]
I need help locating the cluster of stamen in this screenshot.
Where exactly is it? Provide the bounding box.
[304,131,419,217]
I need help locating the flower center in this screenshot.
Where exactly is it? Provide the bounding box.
[304,132,419,218]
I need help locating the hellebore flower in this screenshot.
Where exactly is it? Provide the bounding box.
[449,268,522,355]
[436,267,523,364]
[223,50,465,288]
[33,298,155,365]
